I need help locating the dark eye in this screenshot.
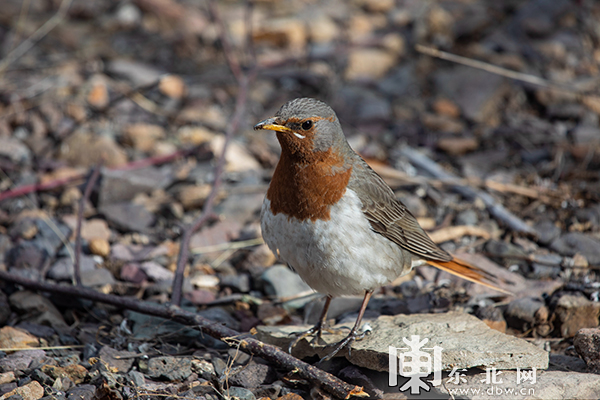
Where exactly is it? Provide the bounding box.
[301,120,313,130]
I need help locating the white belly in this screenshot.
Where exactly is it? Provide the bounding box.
[260,189,413,297]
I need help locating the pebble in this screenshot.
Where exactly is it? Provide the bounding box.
[139,261,173,282]
[88,238,110,257]
[260,265,312,299]
[551,232,600,265]
[98,346,136,373]
[0,326,39,350]
[574,327,600,373]
[550,294,600,338]
[47,256,96,281]
[100,203,155,232]
[80,268,116,287]
[119,263,148,284]
[143,356,192,381]
[0,380,44,400]
[99,167,173,206]
[504,297,550,336]
[345,48,396,81]
[158,75,187,99]
[228,361,276,389]
[123,124,165,153]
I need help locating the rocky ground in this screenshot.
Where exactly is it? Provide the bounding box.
[0,0,600,399]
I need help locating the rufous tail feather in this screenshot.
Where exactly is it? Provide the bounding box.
[426,258,513,295]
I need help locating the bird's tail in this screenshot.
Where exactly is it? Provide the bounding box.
[426,257,513,295]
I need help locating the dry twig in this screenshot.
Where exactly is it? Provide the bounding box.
[0,270,366,399]
[171,0,258,306]
[73,164,102,286]
[398,146,538,236]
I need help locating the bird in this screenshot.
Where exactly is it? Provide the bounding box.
[254,97,507,361]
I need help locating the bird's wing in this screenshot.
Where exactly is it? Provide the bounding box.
[348,160,453,262]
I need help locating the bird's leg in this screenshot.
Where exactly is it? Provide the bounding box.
[288,295,333,353]
[320,290,373,363]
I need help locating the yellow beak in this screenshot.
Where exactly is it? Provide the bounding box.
[253,118,292,133]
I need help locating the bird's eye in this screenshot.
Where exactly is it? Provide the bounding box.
[301,120,313,130]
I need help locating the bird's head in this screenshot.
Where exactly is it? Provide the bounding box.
[254,98,348,163]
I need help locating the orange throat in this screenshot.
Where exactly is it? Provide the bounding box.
[266,149,352,222]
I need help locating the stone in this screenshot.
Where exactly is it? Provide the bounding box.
[505,297,551,337]
[80,268,116,287]
[143,356,192,381]
[0,380,43,400]
[184,289,216,305]
[226,387,255,400]
[551,232,600,265]
[434,66,508,124]
[0,350,46,373]
[0,327,39,350]
[65,385,95,400]
[47,256,96,281]
[139,261,173,282]
[120,263,148,284]
[210,136,262,172]
[59,131,127,168]
[228,361,275,389]
[123,124,165,152]
[307,15,339,43]
[99,167,173,206]
[0,373,15,386]
[345,48,396,80]
[8,291,67,330]
[574,328,600,373]
[106,59,161,87]
[198,307,240,332]
[0,293,9,326]
[252,18,306,51]
[6,241,48,271]
[158,75,186,99]
[257,312,549,371]
[0,138,31,165]
[219,274,251,293]
[98,346,136,373]
[426,370,600,399]
[534,219,561,245]
[437,137,479,156]
[260,265,312,299]
[100,203,154,232]
[551,294,600,338]
[455,209,479,226]
[88,238,110,257]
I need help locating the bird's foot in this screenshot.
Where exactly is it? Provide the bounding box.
[319,322,372,363]
[288,324,324,353]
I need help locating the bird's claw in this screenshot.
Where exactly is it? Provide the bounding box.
[287,324,323,354]
[318,323,371,363]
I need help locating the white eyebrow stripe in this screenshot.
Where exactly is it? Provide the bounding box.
[293,132,306,139]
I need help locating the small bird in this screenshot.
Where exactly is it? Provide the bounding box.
[255,98,505,360]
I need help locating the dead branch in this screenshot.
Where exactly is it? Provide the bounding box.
[73,164,102,286]
[398,146,538,236]
[0,270,366,399]
[171,0,258,306]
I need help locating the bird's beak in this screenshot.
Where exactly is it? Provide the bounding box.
[254,118,292,133]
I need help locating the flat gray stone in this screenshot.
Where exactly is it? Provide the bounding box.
[429,370,600,400]
[256,312,548,371]
[260,264,312,299]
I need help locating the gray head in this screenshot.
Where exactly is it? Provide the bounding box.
[254,98,349,161]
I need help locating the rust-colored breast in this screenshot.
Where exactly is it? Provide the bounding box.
[266,149,352,222]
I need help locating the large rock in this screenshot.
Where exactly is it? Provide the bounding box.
[257,312,549,371]
[551,232,600,265]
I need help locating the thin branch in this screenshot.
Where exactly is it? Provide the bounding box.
[398,146,538,236]
[0,270,366,399]
[171,74,252,306]
[171,0,258,306]
[73,164,102,286]
[0,0,74,74]
[0,143,209,202]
